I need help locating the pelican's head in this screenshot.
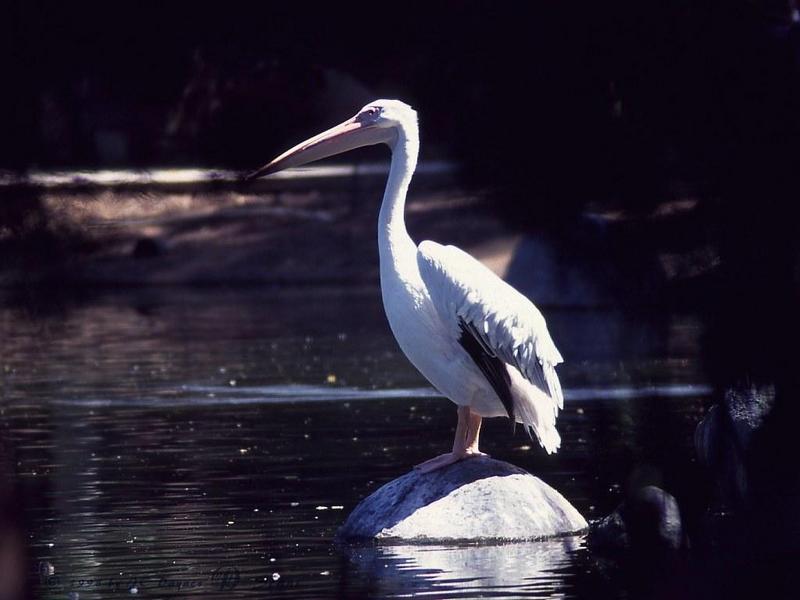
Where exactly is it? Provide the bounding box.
[245,99,416,180]
[358,99,417,129]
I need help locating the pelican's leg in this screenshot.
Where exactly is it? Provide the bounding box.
[414,406,486,472]
[464,411,486,456]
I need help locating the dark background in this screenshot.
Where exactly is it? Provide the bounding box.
[2,1,798,221]
[2,2,800,597]
[3,1,799,323]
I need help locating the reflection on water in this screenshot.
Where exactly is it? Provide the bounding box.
[0,286,708,598]
[345,538,583,598]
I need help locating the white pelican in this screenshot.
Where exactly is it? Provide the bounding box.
[248,100,564,472]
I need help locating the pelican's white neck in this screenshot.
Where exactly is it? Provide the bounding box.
[378,116,419,255]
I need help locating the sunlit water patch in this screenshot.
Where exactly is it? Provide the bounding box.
[49,382,712,409]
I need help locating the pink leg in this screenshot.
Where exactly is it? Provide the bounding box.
[464,411,484,454]
[414,406,488,473]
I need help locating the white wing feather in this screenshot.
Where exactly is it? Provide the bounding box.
[417,240,564,418]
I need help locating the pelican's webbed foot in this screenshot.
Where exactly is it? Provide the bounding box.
[413,449,488,473]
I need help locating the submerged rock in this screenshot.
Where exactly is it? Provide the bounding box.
[695,384,775,504]
[589,486,684,552]
[338,456,588,542]
[589,507,629,551]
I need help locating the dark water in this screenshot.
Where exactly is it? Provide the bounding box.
[0,287,709,599]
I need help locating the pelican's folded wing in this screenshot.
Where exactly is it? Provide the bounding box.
[416,240,564,415]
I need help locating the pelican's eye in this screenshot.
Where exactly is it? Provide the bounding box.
[364,106,380,118]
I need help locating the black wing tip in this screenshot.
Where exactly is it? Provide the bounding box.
[457,316,516,425]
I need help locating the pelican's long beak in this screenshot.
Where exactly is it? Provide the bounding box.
[245,116,390,181]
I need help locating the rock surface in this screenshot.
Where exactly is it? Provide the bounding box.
[338,457,588,542]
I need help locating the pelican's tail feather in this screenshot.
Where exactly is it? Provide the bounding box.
[508,366,561,454]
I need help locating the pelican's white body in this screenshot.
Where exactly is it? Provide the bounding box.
[374,100,563,452]
[381,246,510,419]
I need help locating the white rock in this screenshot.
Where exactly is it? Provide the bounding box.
[338,457,587,542]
